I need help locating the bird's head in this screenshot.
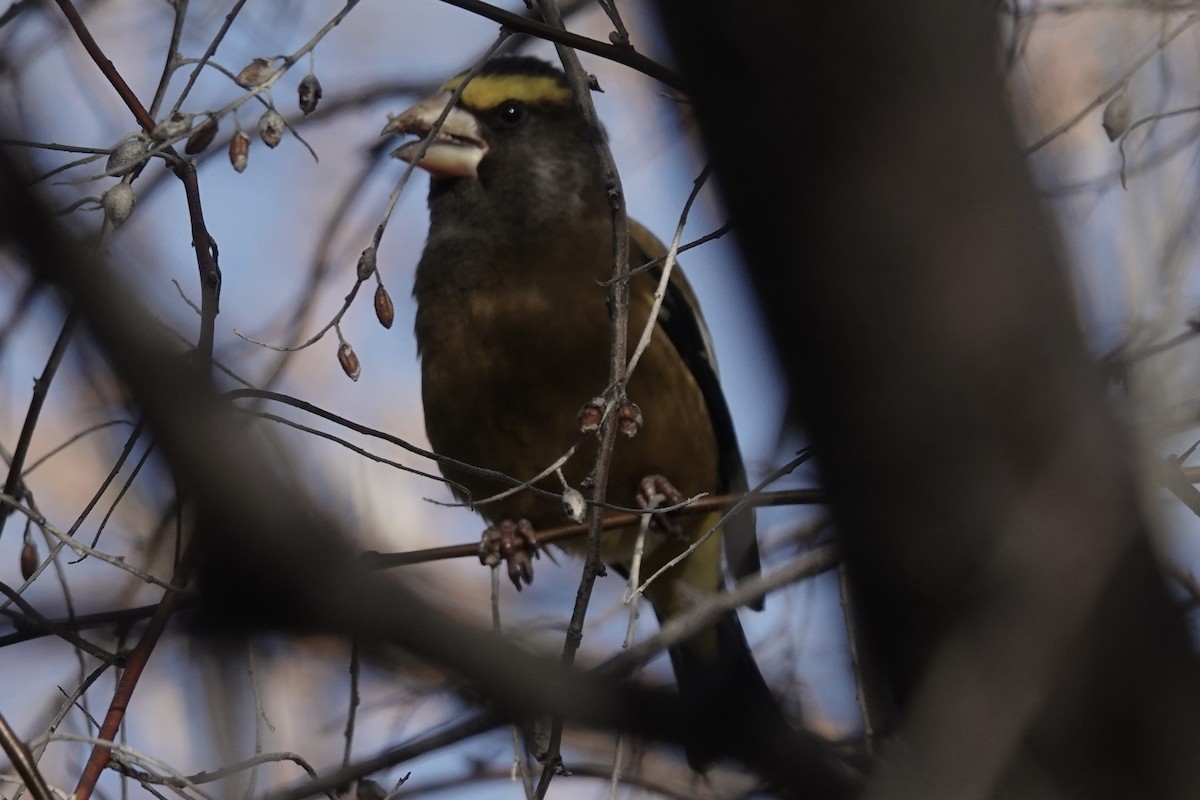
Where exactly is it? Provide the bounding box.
[381,57,606,233]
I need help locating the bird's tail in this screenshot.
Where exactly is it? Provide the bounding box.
[664,603,797,772]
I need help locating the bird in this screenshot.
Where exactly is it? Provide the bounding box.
[382,55,792,771]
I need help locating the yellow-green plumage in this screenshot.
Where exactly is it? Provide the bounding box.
[389,55,786,769]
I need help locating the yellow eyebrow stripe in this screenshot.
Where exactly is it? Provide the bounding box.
[442,74,571,110]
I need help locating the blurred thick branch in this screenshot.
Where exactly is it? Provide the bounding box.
[655,2,1200,798]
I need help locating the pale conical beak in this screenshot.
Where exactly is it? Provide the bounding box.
[381,91,488,179]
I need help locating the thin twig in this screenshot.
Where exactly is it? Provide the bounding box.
[0,581,118,663]
[148,0,189,118]
[0,498,183,592]
[530,2,631,791]
[0,310,77,541]
[1023,12,1200,153]
[237,29,512,356]
[438,0,683,90]
[0,709,56,800]
[21,419,135,477]
[601,544,841,678]
[624,163,710,379]
[361,487,828,569]
[169,0,251,116]
[342,638,361,771]
[72,540,196,800]
[54,0,223,362]
[261,712,504,800]
[81,436,156,551]
[636,450,814,598]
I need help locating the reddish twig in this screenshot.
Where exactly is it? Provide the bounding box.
[52,0,156,131]
[527,3,632,791]
[53,0,221,363]
[40,20,219,790]
[179,164,220,361]
[72,541,195,800]
[0,708,55,800]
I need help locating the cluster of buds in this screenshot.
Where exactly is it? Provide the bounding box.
[148,58,331,173]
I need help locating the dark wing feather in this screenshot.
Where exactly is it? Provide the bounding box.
[629,222,763,607]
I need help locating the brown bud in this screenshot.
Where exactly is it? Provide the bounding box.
[185,117,219,155]
[229,130,250,172]
[258,108,285,148]
[1103,86,1132,141]
[150,112,193,142]
[561,488,586,523]
[374,285,394,329]
[235,57,275,88]
[19,540,37,581]
[106,137,146,176]
[338,342,361,381]
[618,399,642,438]
[356,246,377,280]
[578,397,605,433]
[102,182,135,227]
[298,73,323,115]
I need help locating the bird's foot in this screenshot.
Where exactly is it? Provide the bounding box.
[479,519,539,589]
[636,474,686,540]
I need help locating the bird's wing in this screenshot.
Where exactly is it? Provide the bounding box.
[628,221,763,605]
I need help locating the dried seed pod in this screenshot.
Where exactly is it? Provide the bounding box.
[578,397,605,433]
[298,73,323,115]
[19,540,37,581]
[235,57,275,88]
[258,108,285,148]
[356,246,377,280]
[102,182,135,227]
[185,117,219,155]
[617,399,642,438]
[338,342,361,381]
[561,487,586,523]
[229,130,250,172]
[1103,86,1132,141]
[374,284,394,329]
[150,112,193,142]
[106,137,146,176]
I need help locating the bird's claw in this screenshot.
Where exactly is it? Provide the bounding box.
[479,519,539,589]
[637,474,686,540]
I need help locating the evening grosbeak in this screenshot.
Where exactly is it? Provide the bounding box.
[383,56,791,770]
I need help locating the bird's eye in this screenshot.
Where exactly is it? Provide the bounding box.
[498,100,526,126]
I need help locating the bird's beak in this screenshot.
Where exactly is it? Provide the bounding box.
[381,91,488,179]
